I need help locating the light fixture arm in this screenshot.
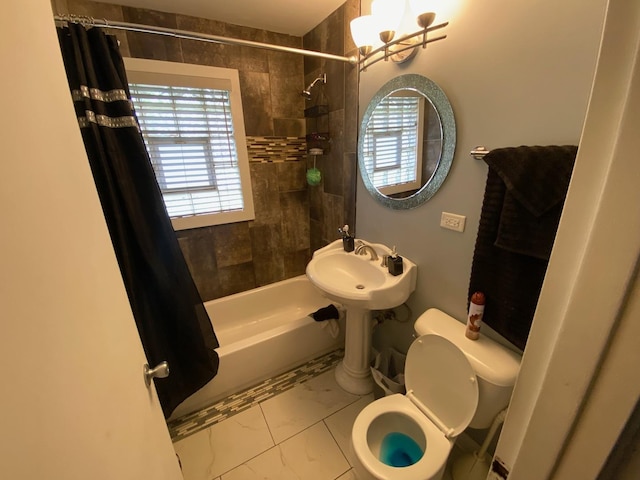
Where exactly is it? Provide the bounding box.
[358,21,449,71]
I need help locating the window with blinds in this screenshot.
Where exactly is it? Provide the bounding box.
[124,58,254,230]
[362,94,425,196]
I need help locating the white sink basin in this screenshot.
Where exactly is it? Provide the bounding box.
[306,239,417,310]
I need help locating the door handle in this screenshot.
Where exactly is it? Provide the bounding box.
[144,361,169,387]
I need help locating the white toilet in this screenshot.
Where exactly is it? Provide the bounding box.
[351,308,521,480]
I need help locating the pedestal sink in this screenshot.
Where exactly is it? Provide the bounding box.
[306,239,417,394]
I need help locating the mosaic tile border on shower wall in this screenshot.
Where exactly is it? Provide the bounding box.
[168,348,344,441]
[246,135,307,162]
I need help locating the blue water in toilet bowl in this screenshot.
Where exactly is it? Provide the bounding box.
[379,432,424,467]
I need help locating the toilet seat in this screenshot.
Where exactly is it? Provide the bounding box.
[352,335,479,480]
[405,335,479,438]
[352,395,452,479]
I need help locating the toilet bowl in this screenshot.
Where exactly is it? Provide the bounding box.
[351,334,479,480]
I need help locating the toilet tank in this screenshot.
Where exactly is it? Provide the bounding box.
[414,308,522,429]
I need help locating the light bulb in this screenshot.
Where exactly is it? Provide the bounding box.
[350,15,379,54]
[409,0,438,27]
[409,0,438,14]
[371,0,404,35]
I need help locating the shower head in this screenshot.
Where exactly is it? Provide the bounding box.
[301,73,327,100]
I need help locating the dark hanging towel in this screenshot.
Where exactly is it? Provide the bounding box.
[468,145,577,350]
[57,24,219,418]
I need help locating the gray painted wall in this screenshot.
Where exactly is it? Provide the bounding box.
[356,0,608,353]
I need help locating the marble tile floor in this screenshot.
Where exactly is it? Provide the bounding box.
[172,368,460,480]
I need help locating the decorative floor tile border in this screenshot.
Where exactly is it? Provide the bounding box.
[168,349,344,441]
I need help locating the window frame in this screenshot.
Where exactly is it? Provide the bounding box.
[363,91,425,196]
[124,58,255,230]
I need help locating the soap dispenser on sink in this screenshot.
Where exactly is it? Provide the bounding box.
[339,224,355,252]
[387,246,403,276]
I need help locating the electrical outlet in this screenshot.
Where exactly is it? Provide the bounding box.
[440,212,466,232]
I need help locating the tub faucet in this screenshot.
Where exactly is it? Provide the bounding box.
[355,242,379,261]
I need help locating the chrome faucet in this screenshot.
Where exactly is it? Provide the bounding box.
[355,242,379,261]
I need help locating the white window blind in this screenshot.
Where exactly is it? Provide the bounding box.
[129,83,244,219]
[363,95,424,195]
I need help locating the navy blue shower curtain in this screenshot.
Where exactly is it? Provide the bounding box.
[57,23,219,418]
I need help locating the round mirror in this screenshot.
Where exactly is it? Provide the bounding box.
[358,74,456,209]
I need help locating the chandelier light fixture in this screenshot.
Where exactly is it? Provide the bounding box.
[350,0,449,71]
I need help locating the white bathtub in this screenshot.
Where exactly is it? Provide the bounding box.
[170,275,343,420]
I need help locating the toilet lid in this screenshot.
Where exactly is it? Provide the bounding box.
[405,334,479,438]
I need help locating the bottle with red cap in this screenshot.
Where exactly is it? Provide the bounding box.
[465,292,485,340]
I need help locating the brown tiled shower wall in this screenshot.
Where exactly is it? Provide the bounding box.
[304,0,360,254]
[53,0,359,301]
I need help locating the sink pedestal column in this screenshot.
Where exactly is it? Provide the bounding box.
[335,307,373,395]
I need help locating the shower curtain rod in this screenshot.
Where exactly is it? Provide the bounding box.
[54,14,358,65]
